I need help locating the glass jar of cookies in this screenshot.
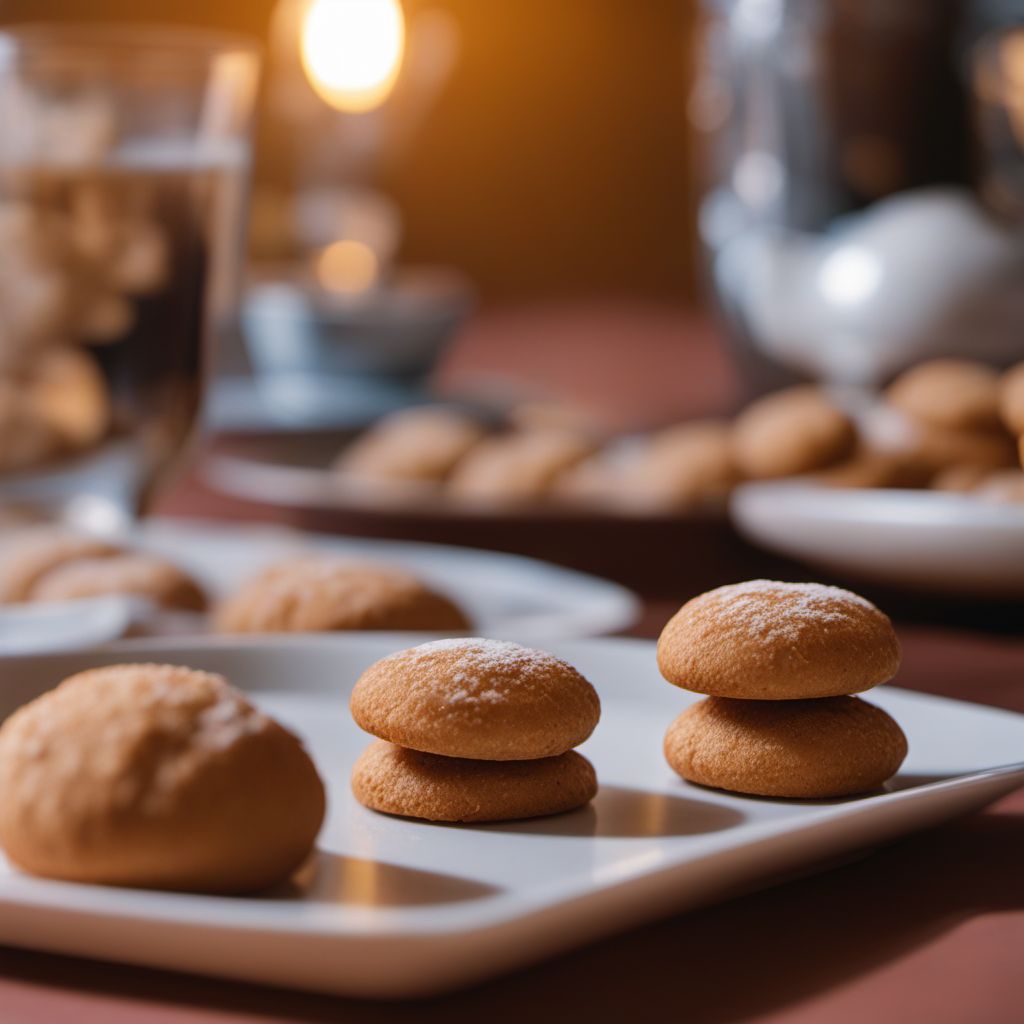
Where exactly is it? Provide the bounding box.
[0,25,258,529]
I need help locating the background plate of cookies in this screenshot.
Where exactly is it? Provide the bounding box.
[0,518,640,651]
[1,615,1021,997]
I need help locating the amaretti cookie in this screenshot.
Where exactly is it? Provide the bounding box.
[999,361,1024,436]
[447,430,596,502]
[31,552,207,610]
[350,637,600,760]
[334,407,485,484]
[886,359,1002,433]
[215,559,470,634]
[350,638,600,822]
[625,420,741,511]
[663,696,908,799]
[0,528,205,610]
[657,580,901,700]
[0,527,122,603]
[732,386,857,479]
[351,741,598,823]
[0,664,325,892]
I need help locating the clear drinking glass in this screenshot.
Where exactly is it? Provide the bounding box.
[0,25,259,529]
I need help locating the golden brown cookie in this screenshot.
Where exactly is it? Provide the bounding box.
[0,383,67,473]
[334,407,485,484]
[0,664,325,892]
[31,552,207,611]
[974,470,1024,504]
[999,361,1024,436]
[28,347,109,449]
[898,421,1017,477]
[351,740,597,822]
[930,463,996,494]
[625,420,741,511]
[732,387,857,480]
[886,359,1002,432]
[447,430,596,503]
[657,579,901,700]
[214,558,470,634]
[663,696,908,798]
[0,527,122,604]
[350,637,601,760]
[814,448,933,490]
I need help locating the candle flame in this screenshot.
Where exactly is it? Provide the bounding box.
[315,239,380,294]
[300,0,406,113]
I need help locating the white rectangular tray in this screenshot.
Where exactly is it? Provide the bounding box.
[1,635,1022,998]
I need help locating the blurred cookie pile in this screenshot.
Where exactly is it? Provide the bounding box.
[0,169,177,473]
[0,88,217,485]
[332,357,1024,514]
[0,525,470,636]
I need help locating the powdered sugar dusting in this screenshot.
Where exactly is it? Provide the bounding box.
[395,637,569,706]
[703,580,877,644]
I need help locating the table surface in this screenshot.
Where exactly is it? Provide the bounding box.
[3,304,1023,1023]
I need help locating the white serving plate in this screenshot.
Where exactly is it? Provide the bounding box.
[0,519,639,653]
[1,635,1021,998]
[731,481,1024,596]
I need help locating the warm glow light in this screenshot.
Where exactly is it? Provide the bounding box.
[300,0,405,113]
[315,239,380,293]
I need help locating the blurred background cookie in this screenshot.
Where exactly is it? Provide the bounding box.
[999,361,1024,437]
[334,406,486,485]
[30,552,207,611]
[885,359,1003,433]
[732,387,857,480]
[215,558,470,634]
[447,429,596,503]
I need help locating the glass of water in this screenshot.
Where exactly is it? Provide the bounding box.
[0,25,259,529]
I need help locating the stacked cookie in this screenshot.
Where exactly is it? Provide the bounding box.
[657,580,908,798]
[350,638,600,822]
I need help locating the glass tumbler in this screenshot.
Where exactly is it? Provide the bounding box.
[0,25,259,529]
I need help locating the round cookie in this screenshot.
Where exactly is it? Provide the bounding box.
[0,664,325,892]
[663,696,908,798]
[974,470,1024,504]
[732,386,857,480]
[447,429,596,503]
[31,552,207,611]
[999,361,1024,436]
[214,559,470,634]
[350,637,601,760]
[657,579,900,700]
[0,527,122,603]
[625,420,740,511]
[898,421,1017,476]
[931,463,995,494]
[29,347,110,449]
[352,740,597,822]
[334,407,485,485]
[815,448,933,490]
[0,383,67,474]
[886,359,1002,432]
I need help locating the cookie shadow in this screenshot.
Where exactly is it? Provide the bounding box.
[267,852,502,907]
[476,785,745,838]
